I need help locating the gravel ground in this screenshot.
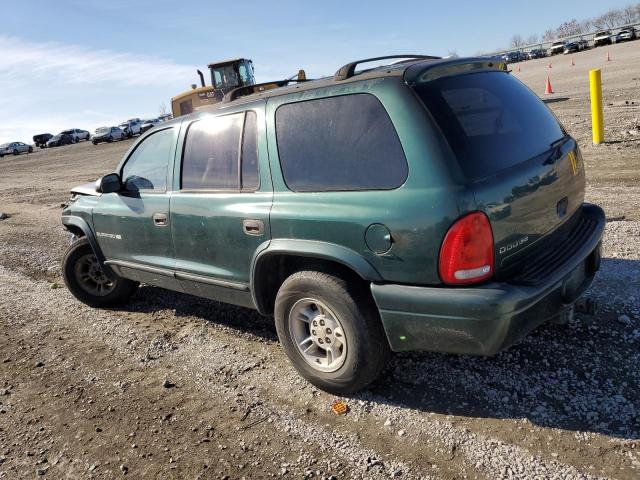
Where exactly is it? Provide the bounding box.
[0,40,639,479]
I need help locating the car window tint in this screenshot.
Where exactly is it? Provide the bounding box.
[182,114,243,190]
[414,71,564,179]
[121,128,174,192]
[275,94,407,192]
[241,111,259,191]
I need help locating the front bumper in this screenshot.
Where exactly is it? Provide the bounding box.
[371,204,605,355]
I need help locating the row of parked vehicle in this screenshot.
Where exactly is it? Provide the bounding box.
[91,118,164,145]
[0,116,175,159]
[500,27,638,63]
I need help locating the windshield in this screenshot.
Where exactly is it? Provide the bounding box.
[51,135,61,140]
[96,127,110,134]
[212,64,240,89]
[414,71,564,179]
[0,143,9,148]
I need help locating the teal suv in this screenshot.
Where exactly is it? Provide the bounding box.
[61,55,605,393]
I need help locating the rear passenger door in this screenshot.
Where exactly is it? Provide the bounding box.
[170,105,271,307]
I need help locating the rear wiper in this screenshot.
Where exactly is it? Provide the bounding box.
[550,136,568,150]
[544,136,569,165]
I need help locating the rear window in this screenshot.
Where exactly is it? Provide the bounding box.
[414,71,564,179]
[275,94,407,192]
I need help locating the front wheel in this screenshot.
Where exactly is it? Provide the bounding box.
[62,237,138,307]
[12,149,18,155]
[107,136,113,143]
[28,146,33,153]
[274,271,390,394]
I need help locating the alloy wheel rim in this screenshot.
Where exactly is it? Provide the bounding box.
[74,253,115,297]
[289,298,347,372]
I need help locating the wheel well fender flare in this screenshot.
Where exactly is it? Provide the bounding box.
[250,239,382,314]
[61,215,115,276]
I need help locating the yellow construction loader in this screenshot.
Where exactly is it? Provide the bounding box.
[171,58,306,117]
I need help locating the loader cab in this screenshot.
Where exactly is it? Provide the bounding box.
[171,58,256,118]
[210,58,255,90]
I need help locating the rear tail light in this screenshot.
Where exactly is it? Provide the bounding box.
[439,212,494,285]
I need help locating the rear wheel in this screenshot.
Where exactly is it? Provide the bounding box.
[274,270,390,394]
[28,146,33,153]
[62,237,138,307]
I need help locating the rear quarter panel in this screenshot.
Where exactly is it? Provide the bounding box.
[265,79,468,285]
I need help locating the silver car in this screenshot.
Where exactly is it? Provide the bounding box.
[60,128,90,143]
[0,141,33,157]
[91,126,126,145]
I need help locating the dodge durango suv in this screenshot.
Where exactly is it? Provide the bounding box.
[61,55,605,393]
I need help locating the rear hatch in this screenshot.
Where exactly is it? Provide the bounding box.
[411,65,586,282]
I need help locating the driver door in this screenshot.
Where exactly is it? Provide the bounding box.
[92,126,181,291]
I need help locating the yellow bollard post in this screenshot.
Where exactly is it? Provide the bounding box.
[589,69,604,144]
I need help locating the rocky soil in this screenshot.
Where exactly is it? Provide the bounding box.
[0,40,639,479]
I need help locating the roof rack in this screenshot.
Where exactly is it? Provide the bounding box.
[334,54,441,81]
[223,77,311,103]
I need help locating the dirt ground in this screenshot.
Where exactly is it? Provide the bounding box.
[0,40,639,480]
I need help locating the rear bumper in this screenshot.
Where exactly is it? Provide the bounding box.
[371,204,605,355]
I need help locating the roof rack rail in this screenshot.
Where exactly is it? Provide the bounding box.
[334,54,441,81]
[223,77,310,103]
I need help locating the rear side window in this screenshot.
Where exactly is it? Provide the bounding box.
[275,94,407,192]
[414,71,564,179]
[181,111,259,191]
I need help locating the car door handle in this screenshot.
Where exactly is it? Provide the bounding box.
[153,212,168,227]
[243,219,264,235]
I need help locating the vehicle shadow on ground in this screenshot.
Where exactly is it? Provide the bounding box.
[365,257,640,440]
[118,259,639,440]
[121,285,278,343]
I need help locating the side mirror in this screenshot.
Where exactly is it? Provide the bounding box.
[97,173,122,194]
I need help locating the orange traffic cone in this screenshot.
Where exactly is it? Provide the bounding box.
[570,57,575,66]
[545,75,553,94]
[606,51,611,61]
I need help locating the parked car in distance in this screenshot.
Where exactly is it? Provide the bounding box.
[501,51,526,63]
[528,48,546,59]
[549,41,565,55]
[563,39,587,54]
[46,133,74,148]
[61,128,90,143]
[140,118,160,133]
[61,55,605,394]
[119,119,143,138]
[0,141,33,157]
[616,27,637,42]
[33,133,53,148]
[91,127,126,144]
[594,30,613,46]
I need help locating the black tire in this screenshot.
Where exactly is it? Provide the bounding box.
[107,136,113,143]
[274,270,390,394]
[62,237,138,308]
[12,149,18,155]
[92,141,98,145]
[28,146,33,153]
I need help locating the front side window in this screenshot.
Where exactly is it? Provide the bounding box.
[275,94,408,192]
[181,111,259,191]
[121,128,174,192]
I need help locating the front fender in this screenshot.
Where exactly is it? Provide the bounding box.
[61,215,115,277]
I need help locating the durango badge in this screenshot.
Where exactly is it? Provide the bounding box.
[499,236,529,255]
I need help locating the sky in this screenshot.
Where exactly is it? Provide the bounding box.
[0,0,632,144]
